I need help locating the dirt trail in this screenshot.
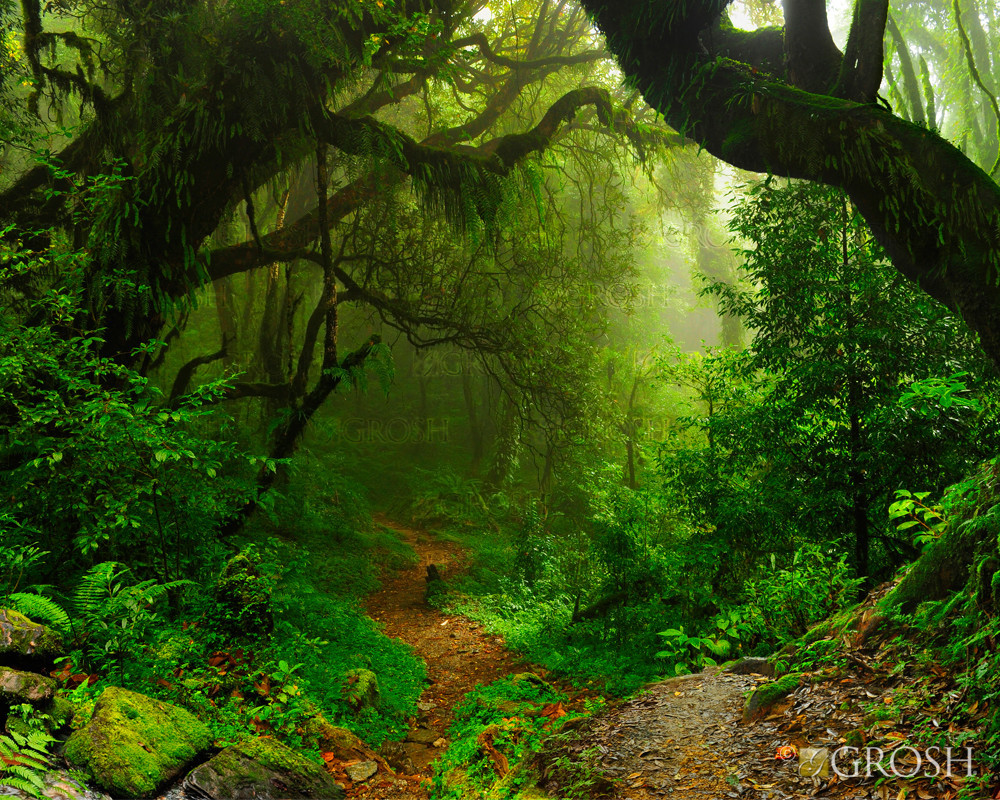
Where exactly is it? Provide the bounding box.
[575,670,765,798]
[356,516,531,798]
[350,519,899,800]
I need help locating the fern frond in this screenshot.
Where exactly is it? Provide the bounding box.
[73,561,130,619]
[7,593,70,633]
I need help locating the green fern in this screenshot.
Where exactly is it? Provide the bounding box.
[75,561,192,622]
[7,593,70,634]
[73,561,192,679]
[0,726,53,799]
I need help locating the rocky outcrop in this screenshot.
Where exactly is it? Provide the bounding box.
[0,609,63,670]
[63,686,212,798]
[182,737,345,799]
[0,667,56,705]
[724,656,775,677]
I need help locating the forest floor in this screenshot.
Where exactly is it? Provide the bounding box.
[569,668,937,800]
[339,521,981,800]
[348,516,532,799]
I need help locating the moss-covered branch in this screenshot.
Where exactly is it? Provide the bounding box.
[581,0,1000,368]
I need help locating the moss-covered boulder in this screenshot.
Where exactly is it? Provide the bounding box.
[63,686,212,798]
[342,668,380,713]
[743,673,803,722]
[0,609,63,669]
[511,672,552,692]
[212,549,273,636]
[0,667,56,705]
[182,737,345,799]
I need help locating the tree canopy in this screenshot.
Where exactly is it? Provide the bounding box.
[580,0,1000,368]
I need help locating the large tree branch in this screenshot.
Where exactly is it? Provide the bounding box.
[582,0,1000,368]
[206,86,626,284]
[834,0,888,101]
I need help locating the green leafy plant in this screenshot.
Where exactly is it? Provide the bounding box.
[74,561,192,681]
[742,544,861,645]
[0,707,56,798]
[888,490,949,549]
[655,625,731,674]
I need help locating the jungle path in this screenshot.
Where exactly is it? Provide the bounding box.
[356,515,532,798]
[349,520,913,800]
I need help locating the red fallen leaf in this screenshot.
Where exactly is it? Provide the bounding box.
[70,673,90,686]
[172,667,184,678]
[156,679,174,690]
[208,653,228,667]
[255,675,271,696]
[321,752,336,763]
[540,702,567,720]
[51,661,73,681]
[207,684,221,697]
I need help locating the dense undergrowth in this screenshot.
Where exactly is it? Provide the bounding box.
[407,466,861,697]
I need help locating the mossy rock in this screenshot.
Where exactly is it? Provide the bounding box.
[342,668,380,713]
[63,686,212,798]
[724,657,775,677]
[511,673,553,692]
[212,549,273,637]
[303,714,381,763]
[0,609,63,669]
[0,667,56,705]
[182,737,345,799]
[743,673,803,722]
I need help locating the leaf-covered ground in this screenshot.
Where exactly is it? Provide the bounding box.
[328,523,996,800]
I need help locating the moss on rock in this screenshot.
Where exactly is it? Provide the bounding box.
[183,737,345,799]
[743,673,803,722]
[0,609,63,669]
[511,673,552,692]
[0,667,56,705]
[63,686,212,798]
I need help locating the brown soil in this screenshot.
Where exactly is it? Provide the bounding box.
[348,515,532,799]
[571,667,977,800]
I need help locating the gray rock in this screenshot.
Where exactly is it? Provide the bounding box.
[724,657,775,677]
[0,667,56,705]
[183,738,345,799]
[378,740,415,774]
[405,727,440,745]
[344,760,378,783]
[0,609,62,669]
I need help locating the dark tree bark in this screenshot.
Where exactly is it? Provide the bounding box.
[579,0,1000,370]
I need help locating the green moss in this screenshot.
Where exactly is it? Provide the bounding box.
[64,686,212,798]
[0,667,55,704]
[185,738,344,799]
[213,548,274,636]
[342,668,381,712]
[0,608,63,665]
[743,673,803,722]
